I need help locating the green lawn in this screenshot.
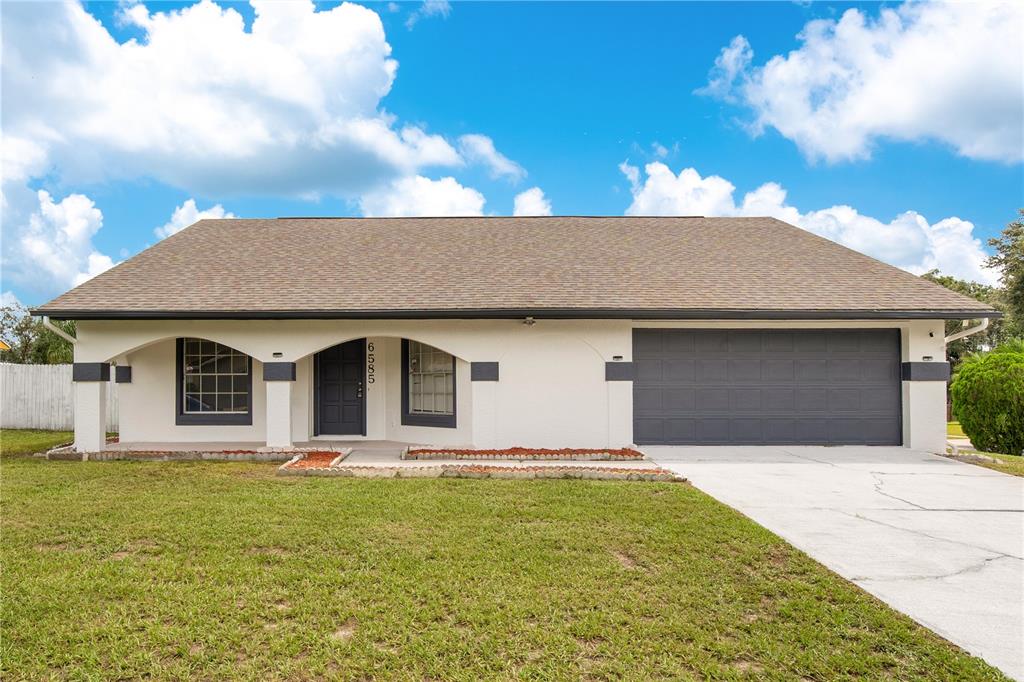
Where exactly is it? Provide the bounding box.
[0,429,73,457]
[1,447,1003,680]
[947,422,1023,477]
[947,421,967,439]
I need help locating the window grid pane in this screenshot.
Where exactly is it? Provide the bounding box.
[182,338,249,414]
[408,341,454,416]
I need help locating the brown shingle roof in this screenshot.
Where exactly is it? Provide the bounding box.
[33,216,998,319]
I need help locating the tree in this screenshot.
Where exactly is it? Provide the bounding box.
[920,270,1010,367]
[0,304,75,364]
[988,210,1024,338]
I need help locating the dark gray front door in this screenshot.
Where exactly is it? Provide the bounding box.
[316,339,365,436]
[633,329,901,445]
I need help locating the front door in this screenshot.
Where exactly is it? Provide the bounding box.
[315,339,366,435]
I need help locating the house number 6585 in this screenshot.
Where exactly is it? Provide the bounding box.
[366,341,375,384]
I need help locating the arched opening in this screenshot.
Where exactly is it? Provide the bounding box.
[306,336,467,440]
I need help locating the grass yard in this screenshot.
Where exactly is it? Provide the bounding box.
[0,429,73,457]
[1,449,1005,680]
[947,422,1024,477]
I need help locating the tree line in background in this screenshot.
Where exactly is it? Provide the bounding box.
[1,212,1022,368]
[0,306,76,364]
[924,210,1024,367]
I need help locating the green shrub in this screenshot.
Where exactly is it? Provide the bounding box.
[950,339,1024,455]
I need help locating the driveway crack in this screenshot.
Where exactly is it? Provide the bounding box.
[852,554,1018,583]
[836,509,1024,560]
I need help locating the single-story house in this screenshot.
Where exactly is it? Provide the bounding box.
[32,216,999,454]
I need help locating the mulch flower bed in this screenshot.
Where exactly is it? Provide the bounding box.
[404,447,646,461]
[285,451,349,470]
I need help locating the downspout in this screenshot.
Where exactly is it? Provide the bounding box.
[944,318,989,344]
[42,316,78,345]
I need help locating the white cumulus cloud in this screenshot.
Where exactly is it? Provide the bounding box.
[513,187,552,216]
[11,190,117,293]
[621,161,1000,285]
[699,2,1023,163]
[155,199,236,239]
[359,176,485,217]
[458,134,527,182]
[1,0,462,197]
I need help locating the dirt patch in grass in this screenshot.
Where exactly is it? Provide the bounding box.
[331,619,358,642]
[612,550,637,569]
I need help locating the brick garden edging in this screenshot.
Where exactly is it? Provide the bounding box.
[45,445,351,463]
[402,447,646,461]
[278,462,683,482]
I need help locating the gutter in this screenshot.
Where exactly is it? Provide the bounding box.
[41,316,78,345]
[945,318,989,344]
[28,307,1006,321]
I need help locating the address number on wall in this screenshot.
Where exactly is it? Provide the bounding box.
[366,341,376,384]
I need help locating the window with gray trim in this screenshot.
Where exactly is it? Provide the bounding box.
[176,338,252,425]
[401,339,455,428]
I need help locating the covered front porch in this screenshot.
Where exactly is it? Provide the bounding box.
[68,318,632,454]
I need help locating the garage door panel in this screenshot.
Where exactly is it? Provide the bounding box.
[635,359,664,381]
[765,332,795,352]
[697,418,730,442]
[796,388,828,411]
[829,359,862,381]
[695,388,729,411]
[697,359,728,382]
[665,419,696,442]
[828,388,861,412]
[694,331,729,352]
[764,359,795,381]
[731,389,762,411]
[795,331,828,352]
[763,388,795,410]
[634,418,664,443]
[731,419,763,441]
[665,360,695,381]
[862,359,899,381]
[633,329,901,445]
[729,359,762,381]
[796,359,829,381]
[729,332,762,352]
[664,389,696,411]
[634,388,663,411]
[664,332,695,353]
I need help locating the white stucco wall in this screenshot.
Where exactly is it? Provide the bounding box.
[73,317,948,452]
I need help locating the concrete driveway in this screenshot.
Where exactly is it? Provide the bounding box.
[645,446,1024,679]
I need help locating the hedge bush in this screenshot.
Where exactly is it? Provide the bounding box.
[950,339,1024,456]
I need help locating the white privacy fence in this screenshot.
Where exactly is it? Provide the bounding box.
[0,363,118,431]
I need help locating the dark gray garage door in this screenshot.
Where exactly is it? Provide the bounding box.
[633,329,902,445]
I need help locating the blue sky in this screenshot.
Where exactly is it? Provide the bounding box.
[2,0,1022,307]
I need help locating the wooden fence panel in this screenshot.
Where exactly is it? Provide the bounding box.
[0,364,118,431]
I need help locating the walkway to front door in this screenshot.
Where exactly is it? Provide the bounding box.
[315,339,366,436]
[646,446,1024,679]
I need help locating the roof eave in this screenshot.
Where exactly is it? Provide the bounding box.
[29,307,1003,321]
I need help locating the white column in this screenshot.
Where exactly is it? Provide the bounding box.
[74,380,107,453]
[265,381,294,449]
[606,381,633,447]
[905,382,947,453]
[901,320,948,453]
